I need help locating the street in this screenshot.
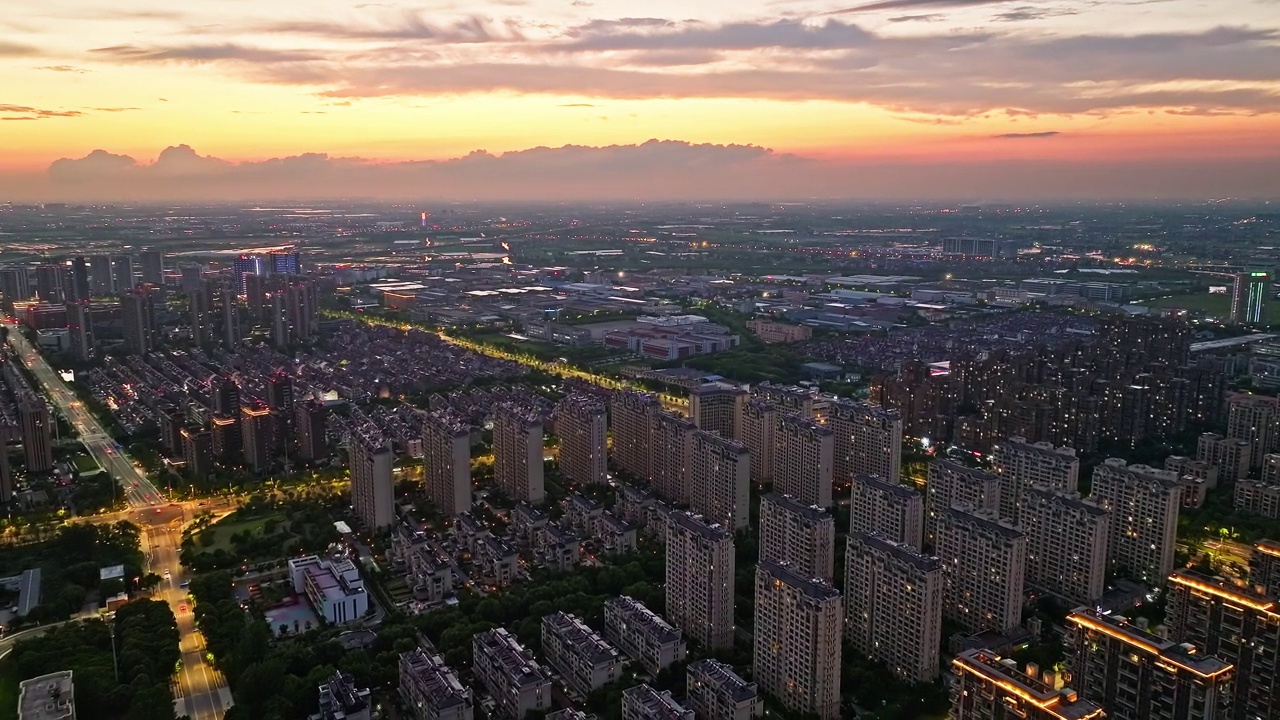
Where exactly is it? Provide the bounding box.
[5,329,232,719]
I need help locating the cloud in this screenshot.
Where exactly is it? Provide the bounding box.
[91,43,320,63]
[255,12,524,42]
[564,19,875,51]
[27,140,1280,202]
[888,13,946,22]
[0,104,84,119]
[993,130,1061,138]
[36,65,89,73]
[0,40,38,56]
[992,5,1080,21]
[89,106,141,112]
[828,0,1013,13]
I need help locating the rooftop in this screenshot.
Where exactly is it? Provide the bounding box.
[854,473,921,500]
[18,671,75,720]
[953,649,1104,720]
[605,596,682,643]
[761,492,833,523]
[758,559,841,602]
[544,612,621,665]
[474,628,550,689]
[669,512,731,543]
[399,649,471,709]
[1066,608,1233,679]
[688,659,758,703]
[852,532,942,573]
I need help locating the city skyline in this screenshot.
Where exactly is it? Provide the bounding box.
[2,0,1279,200]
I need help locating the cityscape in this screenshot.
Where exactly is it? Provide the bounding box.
[3,0,1280,719]
[0,200,1278,720]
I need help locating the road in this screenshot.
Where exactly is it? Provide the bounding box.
[4,329,232,720]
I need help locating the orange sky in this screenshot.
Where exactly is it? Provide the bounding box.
[2,0,1278,197]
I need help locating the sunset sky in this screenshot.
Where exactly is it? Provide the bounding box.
[2,0,1279,200]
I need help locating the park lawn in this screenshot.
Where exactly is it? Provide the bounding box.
[190,513,281,555]
[71,452,101,474]
[1142,292,1280,324]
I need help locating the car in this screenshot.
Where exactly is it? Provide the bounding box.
[155,508,162,514]
[179,604,187,612]
[132,482,139,487]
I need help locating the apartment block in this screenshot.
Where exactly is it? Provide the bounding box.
[652,412,696,504]
[746,319,812,344]
[991,436,1079,522]
[665,512,735,649]
[849,473,924,550]
[689,382,747,441]
[950,649,1105,720]
[772,413,834,508]
[1164,455,1220,489]
[936,506,1027,633]
[690,430,750,531]
[1226,392,1280,468]
[621,684,694,720]
[1067,608,1234,720]
[1167,569,1280,720]
[422,411,473,517]
[844,532,943,683]
[540,612,622,698]
[602,596,687,676]
[610,391,660,482]
[1250,539,1280,597]
[759,493,836,581]
[1196,432,1251,481]
[1264,453,1280,484]
[471,628,551,720]
[350,430,394,531]
[686,659,761,720]
[493,404,545,504]
[830,400,902,484]
[555,395,607,485]
[739,398,776,488]
[753,560,842,720]
[1021,488,1109,606]
[399,648,473,720]
[1090,458,1181,586]
[924,459,1001,549]
[754,382,829,419]
[1234,478,1280,519]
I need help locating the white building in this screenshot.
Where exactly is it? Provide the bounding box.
[472,628,551,720]
[399,648,473,720]
[686,659,762,720]
[289,555,369,625]
[540,612,622,698]
[759,493,835,582]
[603,596,687,676]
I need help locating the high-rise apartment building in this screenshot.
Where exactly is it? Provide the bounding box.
[19,398,53,473]
[351,430,394,531]
[1251,539,1280,597]
[950,649,1105,720]
[753,560,842,720]
[1196,432,1252,481]
[665,512,734,649]
[844,532,943,683]
[554,395,607,485]
[219,282,240,347]
[69,256,90,302]
[610,390,660,482]
[0,424,14,502]
[471,628,551,720]
[397,648,473,720]
[1067,607,1234,720]
[652,412,696,504]
[739,398,775,488]
[936,506,1026,633]
[211,414,242,462]
[602,596,687,676]
[772,413,834,508]
[189,280,216,347]
[849,473,924,550]
[686,659,761,720]
[422,411,472,517]
[492,404,545,504]
[294,400,327,462]
[830,400,902,484]
[111,255,134,294]
[540,612,622,697]
[240,404,275,473]
[120,288,154,355]
[1226,392,1280,468]
[266,372,293,451]
[991,436,1079,522]
[181,427,214,480]
[0,266,31,310]
[140,250,164,287]
[1021,488,1109,606]
[621,684,694,720]
[34,264,62,303]
[759,493,835,581]
[924,460,1001,549]
[689,382,747,441]
[89,254,113,296]
[1167,569,1280,720]
[1090,458,1181,586]
[690,430,750,531]
[67,300,93,362]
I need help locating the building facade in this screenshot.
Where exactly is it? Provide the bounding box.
[772,413,834,508]
[759,493,836,581]
[1090,458,1181,586]
[1020,488,1109,606]
[690,430,750,531]
[753,560,842,720]
[666,512,735,649]
[849,473,924,550]
[844,532,943,683]
[555,395,608,485]
[936,506,1026,633]
[830,401,902,484]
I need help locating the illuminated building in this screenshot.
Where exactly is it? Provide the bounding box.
[240,404,274,473]
[1021,488,1109,606]
[555,395,607,485]
[689,382,747,441]
[603,596,687,676]
[492,404,544,504]
[925,459,1000,548]
[949,649,1104,720]
[472,628,550,720]
[739,399,775,488]
[120,288,154,355]
[1067,607,1234,720]
[421,411,472,517]
[753,560,842,720]
[351,430,394,531]
[937,506,1026,633]
[1250,539,1280,597]
[991,436,1079,522]
[844,532,943,683]
[686,659,760,720]
[690,430,750,531]
[609,390,659,482]
[1226,393,1280,468]
[830,401,902,484]
[181,427,213,480]
[1196,432,1251,481]
[772,413,833,508]
[1090,458,1181,586]
[1231,271,1270,325]
[653,412,696,504]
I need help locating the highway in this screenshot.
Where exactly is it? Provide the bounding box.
[4,329,232,720]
